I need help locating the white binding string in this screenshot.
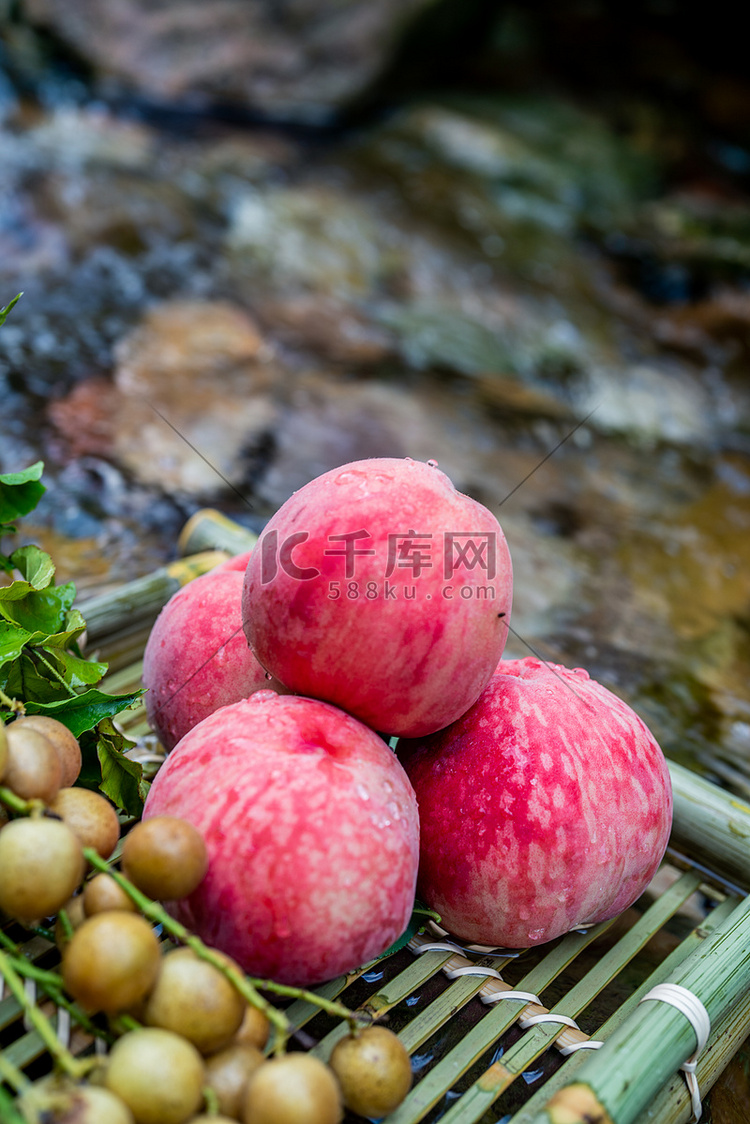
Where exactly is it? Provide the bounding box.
[415,941,464,955]
[445,966,504,981]
[560,1039,604,1056]
[519,1011,580,1031]
[639,984,711,1123]
[482,989,543,1006]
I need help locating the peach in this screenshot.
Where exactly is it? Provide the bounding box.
[398,657,672,948]
[143,552,286,750]
[142,691,420,986]
[242,457,512,737]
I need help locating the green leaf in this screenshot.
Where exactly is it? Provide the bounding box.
[0,550,17,576]
[43,646,109,688]
[9,544,55,589]
[0,461,43,487]
[0,292,22,327]
[0,459,45,525]
[42,609,88,650]
[0,624,33,673]
[0,581,76,634]
[21,687,144,737]
[93,718,147,817]
[3,650,68,703]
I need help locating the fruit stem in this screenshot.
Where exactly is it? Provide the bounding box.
[56,908,74,943]
[0,786,37,815]
[0,948,90,1081]
[0,932,105,1043]
[28,650,78,698]
[111,1013,142,1035]
[82,848,364,1050]
[81,848,292,1049]
[203,1085,221,1115]
[251,978,370,1032]
[0,688,23,713]
[28,924,56,943]
[0,1050,29,1094]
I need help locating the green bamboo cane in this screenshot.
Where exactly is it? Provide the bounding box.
[79,551,229,643]
[667,760,750,891]
[177,508,258,559]
[532,891,750,1124]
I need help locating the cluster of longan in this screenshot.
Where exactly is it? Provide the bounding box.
[0,718,413,1124]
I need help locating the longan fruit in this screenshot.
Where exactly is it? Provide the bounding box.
[188,1117,237,1124]
[49,786,121,858]
[83,872,139,916]
[18,1076,135,1124]
[205,1042,266,1118]
[3,725,62,802]
[62,911,161,1013]
[104,1027,205,1124]
[143,947,245,1054]
[329,1025,413,1118]
[54,892,87,951]
[234,1004,271,1051]
[12,715,82,786]
[241,1054,343,1124]
[121,815,208,900]
[0,817,85,923]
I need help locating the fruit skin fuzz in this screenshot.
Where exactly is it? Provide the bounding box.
[143,691,420,986]
[243,456,513,738]
[143,551,287,751]
[399,656,673,948]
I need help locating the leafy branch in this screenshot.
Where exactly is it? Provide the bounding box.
[1,462,145,814]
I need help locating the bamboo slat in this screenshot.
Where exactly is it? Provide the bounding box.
[423,872,704,1124]
[7,519,750,1124]
[512,893,740,1123]
[535,892,750,1124]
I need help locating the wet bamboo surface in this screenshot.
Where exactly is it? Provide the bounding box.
[5,513,750,1122]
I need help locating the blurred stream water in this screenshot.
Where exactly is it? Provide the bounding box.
[2,49,750,805]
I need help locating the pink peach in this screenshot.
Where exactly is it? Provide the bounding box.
[398,657,672,948]
[243,457,512,737]
[143,552,286,751]
[143,692,420,986]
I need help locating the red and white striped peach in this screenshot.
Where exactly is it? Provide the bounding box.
[399,657,672,948]
[143,552,286,751]
[242,457,512,738]
[143,691,420,986]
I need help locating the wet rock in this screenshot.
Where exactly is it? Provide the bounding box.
[48,377,118,460]
[573,360,716,446]
[49,301,278,498]
[254,294,393,365]
[36,171,198,256]
[228,183,405,297]
[356,97,657,275]
[4,70,750,806]
[27,105,155,171]
[21,0,435,121]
